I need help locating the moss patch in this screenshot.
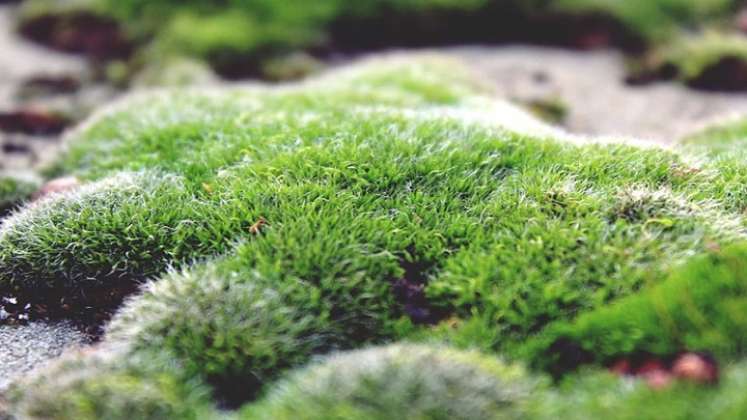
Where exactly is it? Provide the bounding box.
[4,56,747,417]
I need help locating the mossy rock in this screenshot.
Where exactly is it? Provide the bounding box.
[5,56,747,417]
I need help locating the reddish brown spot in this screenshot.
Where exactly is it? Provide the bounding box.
[609,358,632,376]
[635,358,666,376]
[21,75,80,95]
[19,12,133,59]
[249,217,268,235]
[0,110,70,135]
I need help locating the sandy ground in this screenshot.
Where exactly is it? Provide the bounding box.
[453,45,747,144]
[0,5,91,396]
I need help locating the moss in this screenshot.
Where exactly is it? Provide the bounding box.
[6,56,747,416]
[5,348,213,420]
[242,344,538,420]
[527,362,747,419]
[0,172,40,217]
[521,243,747,375]
[20,0,740,79]
[682,117,747,158]
[106,264,330,405]
[551,0,736,43]
[659,32,747,89]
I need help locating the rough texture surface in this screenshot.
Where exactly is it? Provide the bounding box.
[0,321,87,392]
[451,45,747,143]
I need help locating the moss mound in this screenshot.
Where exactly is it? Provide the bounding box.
[0,172,40,217]
[242,344,537,420]
[6,348,212,420]
[4,56,747,417]
[522,242,747,375]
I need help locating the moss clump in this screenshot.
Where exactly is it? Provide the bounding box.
[242,344,538,420]
[521,243,747,375]
[551,0,736,43]
[6,348,213,420]
[5,56,747,416]
[658,32,747,90]
[106,265,328,404]
[527,362,747,419]
[0,172,40,217]
[0,171,223,301]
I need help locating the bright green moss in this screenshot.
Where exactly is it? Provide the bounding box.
[6,56,747,417]
[242,344,538,420]
[521,243,747,375]
[106,265,329,404]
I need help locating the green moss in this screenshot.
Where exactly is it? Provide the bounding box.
[6,56,747,417]
[6,348,213,420]
[0,172,40,217]
[552,0,736,42]
[242,344,538,420]
[527,362,747,419]
[663,32,747,82]
[521,243,747,374]
[106,264,329,404]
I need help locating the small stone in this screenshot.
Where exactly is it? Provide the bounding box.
[672,353,719,384]
[32,176,80,201]
[645,369,674,390]
[635,358,665,376]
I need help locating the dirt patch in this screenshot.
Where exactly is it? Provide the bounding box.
[688,56,747,91]
[328,5,643,55]
[19,11,133,59]
[0,280,141,340]
[391,255,448,325]
[0,109,70,135]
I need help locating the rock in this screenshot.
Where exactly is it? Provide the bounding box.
[645,368,674,390]
[0,321,88,393]
[32,176,79,201]
[672,353,719,384]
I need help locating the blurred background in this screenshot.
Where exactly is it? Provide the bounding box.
[4,0,747,174]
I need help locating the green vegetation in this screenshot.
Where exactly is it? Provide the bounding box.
[5,57,747,418]
[6,349,212,420]
[0,172,40,216]
[552,0,736,42]
[527,363,747,419]
[19,0,741,80]
[242,344,537,420]
[522,243,747,375]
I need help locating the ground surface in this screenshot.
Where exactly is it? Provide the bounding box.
[4,1,747,401]
[0,5,94,394]
[453,45,747,143]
